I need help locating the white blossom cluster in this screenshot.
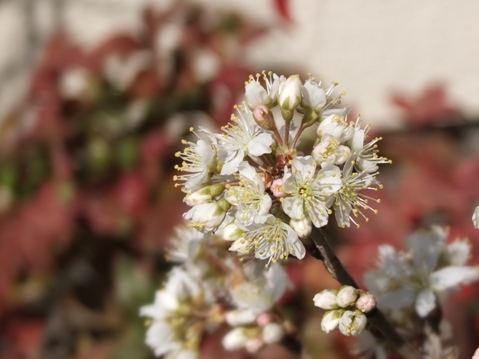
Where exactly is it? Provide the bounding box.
[140,225,292,358]
[364,226,479,319]
[174,72,389,267]
[313,285,376,336]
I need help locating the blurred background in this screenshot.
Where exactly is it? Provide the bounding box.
[1,0,479,358]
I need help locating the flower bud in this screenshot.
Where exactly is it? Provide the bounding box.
[183,199,231,232]
[321,310,343,333]
[252,105,276,130]
[222,328,248,350]
[262,323,284,344]
[336,285,358,308]
[222,222,244,241]
[271,179,285,198]
[183,184,225,206]
[338,310,367,336]
[278,75,302,112]
[225,309,257,326]
[289,217,312,238]
[355,291,376,313]
[313,289,339,310]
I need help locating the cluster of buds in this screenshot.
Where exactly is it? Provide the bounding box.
[313,286,376,336]
[174,71,390,267]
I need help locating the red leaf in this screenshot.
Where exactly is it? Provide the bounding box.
[273,0,293,24]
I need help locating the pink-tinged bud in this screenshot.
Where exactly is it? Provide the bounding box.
[321,310,342,333]
[313,289,339,310]
[256,313,273,327]
[278,75,302,112]
[271,178,285,198]
[355,292,376,313]
[338,310,367,336]
[252,105,276,130]
[336,286,358,308]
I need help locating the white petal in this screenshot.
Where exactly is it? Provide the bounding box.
[415,289,436,317]
[447,239,471,266]
[247,132,274,156]
[429,266,479,291]
[377,287,415,310]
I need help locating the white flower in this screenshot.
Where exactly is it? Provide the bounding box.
[312,134,351,165]
[217,104,274,175]
[317,114,353,142]
[183,199,230,232]
[174,127,218,191]
[336,286,359,308]
[364,226,479,318]
[349,120,390,173]
[338,310,367,336]
[278,75,302,111]
[321,310,342,333]
[330,158,380,228]
[167,225,205,264]
[232,215,306,264]
[473,206,479,229]
[244,72,285,109]
[282,156,343,228]
[224,162,272,225]
[140,268,204,358]
[313,289,338,310]
[301,78,347,118]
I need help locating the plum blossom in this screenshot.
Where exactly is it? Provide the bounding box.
[282,156,342,228]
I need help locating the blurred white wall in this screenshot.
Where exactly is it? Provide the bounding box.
[1,0,479,128]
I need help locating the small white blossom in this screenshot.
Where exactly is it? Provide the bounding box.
[317,114,353,142]
[301,78,347,118]
[282,156,342,228]
[217,104,274,175]
[225,162,272,225]
[174,127,218,192]
[231,215,306,264]
[365,226,479,318]
[312,134,351,165]
[244,72,285,109]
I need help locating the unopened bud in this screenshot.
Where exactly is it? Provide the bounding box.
[222,328,248,350]
[313,289,338,310]
[262,323,284,344]
[336,286,358,308]
[222,222,244,241]
[183,184,225,206]
[278,75,302,112]
[355,291,376,313]
[290,217,312,239]
[271,179,285,198]
[338,310,367,336]
[183,199,230,232]
[321,310,342,333]
[253,105,276,130]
